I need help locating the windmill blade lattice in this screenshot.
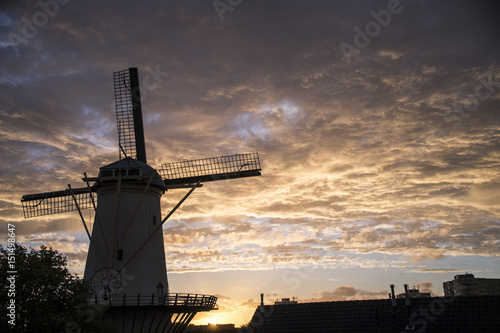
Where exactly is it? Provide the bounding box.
[114,68,147,162]
[114,69,136,159]
[21,188,95,218]
[159,153,261,187]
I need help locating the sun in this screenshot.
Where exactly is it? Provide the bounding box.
[193,312,235,326]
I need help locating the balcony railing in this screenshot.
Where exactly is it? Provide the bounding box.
[93,293,218,311]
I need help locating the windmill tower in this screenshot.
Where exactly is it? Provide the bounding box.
[21,68,261,333]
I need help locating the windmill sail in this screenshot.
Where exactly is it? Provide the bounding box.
[114,68,147,163]
[159,152,261,187]
[21,187,95,218]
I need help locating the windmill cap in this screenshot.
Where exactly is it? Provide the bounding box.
[98,157,167,190]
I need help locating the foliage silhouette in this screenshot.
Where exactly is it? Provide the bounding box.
[0,243,116,332]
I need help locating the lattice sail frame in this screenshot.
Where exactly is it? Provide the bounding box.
[21,188,95,218]
[21,153,261,218]
[159,153,261,186]
[114,69,137,159]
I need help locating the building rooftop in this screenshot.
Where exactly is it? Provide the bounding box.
[246,295,500,332]
[274,297,298,305]
[443,274,500,297]
[455,273,476,279]
[185,324,236,333]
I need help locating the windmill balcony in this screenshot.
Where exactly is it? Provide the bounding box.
[93,293,218,311]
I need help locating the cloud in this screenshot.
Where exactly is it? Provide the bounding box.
[240,299,260,308]
[0,0,498,309]
[407,248,446,263]
[307,286,388,302]
[407,268,462,274]
[417,281,433,294]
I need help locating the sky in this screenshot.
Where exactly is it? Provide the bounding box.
[1,0,499,327]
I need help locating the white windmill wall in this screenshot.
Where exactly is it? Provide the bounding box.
[84,183,168,297]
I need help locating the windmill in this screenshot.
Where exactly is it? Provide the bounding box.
[21,68,261,333]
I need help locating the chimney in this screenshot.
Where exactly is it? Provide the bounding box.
[260,293,264,307]
[390,284,396,306]
[404,284,410,306]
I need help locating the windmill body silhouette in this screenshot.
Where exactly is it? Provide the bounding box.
[21,68,261,332]
[84,158,168,299]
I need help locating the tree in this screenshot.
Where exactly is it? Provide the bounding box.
[0,244,116,332]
